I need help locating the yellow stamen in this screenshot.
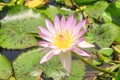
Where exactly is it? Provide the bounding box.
[53,31,73,49]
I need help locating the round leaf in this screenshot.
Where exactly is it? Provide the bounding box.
[99,48,113,56]
[0,6,46,49]
[0,54,12,79]
[84,1,109,19]
[0,28,38,49]
[44,57,85,80]
[13,48,44,80]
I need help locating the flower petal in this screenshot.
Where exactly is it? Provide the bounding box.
[74,20,86,35]
[71,37,85,47]
[38,32,52,42]
[65,15,74,29]
[45,19,55,33]
[59,51,71,74]
[38,41,56,48]
[71,47,90,57]
[70,19,76,31]
[38,26,51,36]
[54,15,61,31]
[40,49,61,64]
[74,30,87,39]
[61,16,66,31]
[78,41,95,48]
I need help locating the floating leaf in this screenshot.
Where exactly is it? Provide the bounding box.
[66,61,85,80]
[13,48,85,80]
[84,1,109,19]
[102,12,112,23]
[99,48,113,57]
[0,6,46,49]
[40,5,74,21]
[95,23,119,48]
[13,48,43,80]
[106,1,120,26]
[0,28,38,49]
[88,23,119,48]
[0,54,12,80]
[43,56,85,80]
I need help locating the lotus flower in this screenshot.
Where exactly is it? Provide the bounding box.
[38,15,94,74]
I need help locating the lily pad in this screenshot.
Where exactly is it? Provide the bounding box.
[105,1,120,26]
[95,23,119,48]
[0,6,46,49]
[99,48,113,57]
[0,28,38,49]
[44,59,85,80]
[40,5,74,21]
[84,1,109,19]
[13,48,85,80]
[13,48,43,80]
[0,54,12,80]
[87,23,119,48]
[66,61,85,80]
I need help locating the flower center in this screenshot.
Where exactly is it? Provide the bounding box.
[53,31,73,49]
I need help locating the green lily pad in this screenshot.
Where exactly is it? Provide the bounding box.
[95,23,119,48]
[99,48,113,57]
[87,23,119,48]
[13,48,85,80]
[0,54,12,80]
[40,5,74,21]
[0,28,38,49]
[66,61,85,80]
[0,6,46,49]
[102,12,112,23]
[13,48,43,80]
[44,59,85,80]
[106,1,120,26]
[84,1,109,19]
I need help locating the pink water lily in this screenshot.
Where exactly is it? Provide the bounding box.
[38,15,94,74]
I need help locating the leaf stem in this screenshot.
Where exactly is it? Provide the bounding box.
[73,53,116,75]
